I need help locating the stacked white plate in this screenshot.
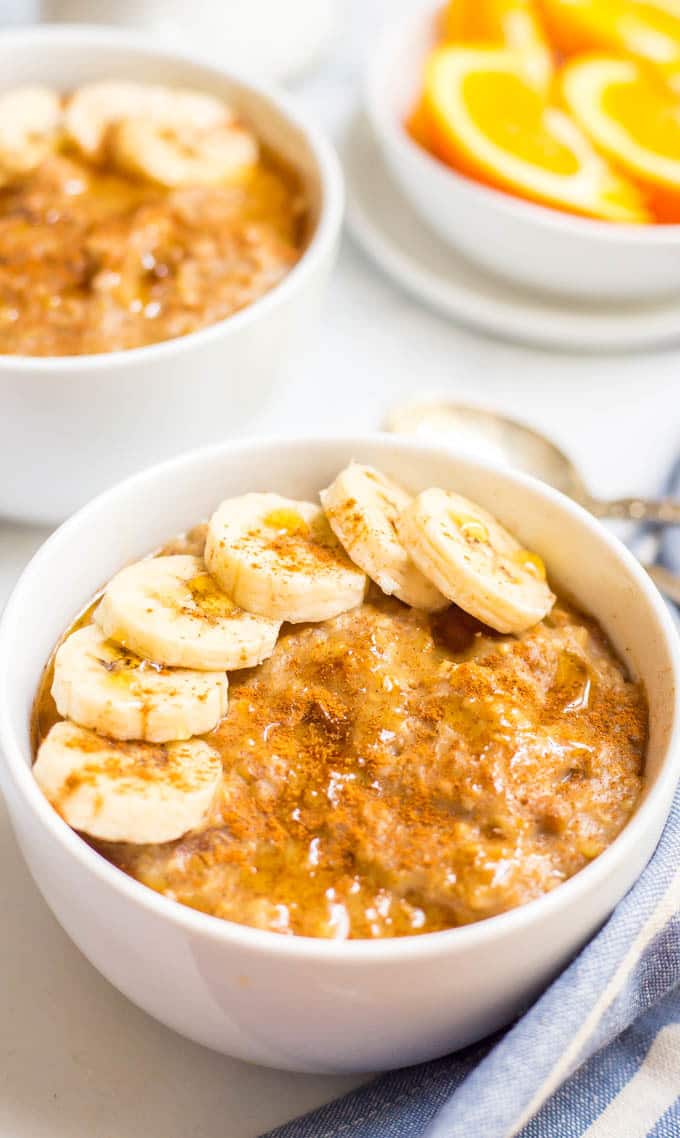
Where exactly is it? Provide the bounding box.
[341,111,680,354]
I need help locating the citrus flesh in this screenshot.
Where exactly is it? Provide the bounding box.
[424,46,651,220]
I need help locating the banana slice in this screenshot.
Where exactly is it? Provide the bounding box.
[65,81,157,159]
[52,624,228,743]
[65,81,231,161]
[320,463,448,611]
[34,720,221,843]
[397,488,555,634]
[205,493,367,623]
[112,116,258,188]
[94,554,280,671]
[0,86,61,179]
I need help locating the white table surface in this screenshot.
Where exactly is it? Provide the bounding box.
[1,3,680,1135]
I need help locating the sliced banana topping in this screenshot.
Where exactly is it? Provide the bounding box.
[397,488,555,634]
[65,81,159,159]
[64,81,232,162]
[34,720,222,843]
[52,624,228,743]
[205,493,368,623]
[0,86,62,179]
[94,554,281,671]
[320,463,448,611]
[112,116,258,188]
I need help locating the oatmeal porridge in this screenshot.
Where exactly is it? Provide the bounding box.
[0,82,305,356]
[33,467,647,939]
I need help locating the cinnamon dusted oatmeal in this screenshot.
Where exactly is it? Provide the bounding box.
[33,539,646,939]
[0,83,306,356]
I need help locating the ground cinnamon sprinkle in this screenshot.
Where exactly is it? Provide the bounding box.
[0,149,306,357]
[239,512,357,576]
[38,578,643,940]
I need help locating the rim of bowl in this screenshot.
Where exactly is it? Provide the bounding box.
[366,0,680,244]
[0,24,344,373]
[1,433,679,963]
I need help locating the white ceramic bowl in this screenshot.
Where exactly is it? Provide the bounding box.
[367,2,680,303]
[0,26,343,524]
[0,435,678,1074]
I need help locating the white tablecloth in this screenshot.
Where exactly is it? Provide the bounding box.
[2,3,680,1134]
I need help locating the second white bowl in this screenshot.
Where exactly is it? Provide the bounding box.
[0,25,343,524]
[367,1,680,303]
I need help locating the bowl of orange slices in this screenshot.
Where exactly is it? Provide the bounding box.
[367,0,680,300]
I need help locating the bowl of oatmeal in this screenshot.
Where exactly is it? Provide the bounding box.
[0,435,677,1072]
[0,26,342,522]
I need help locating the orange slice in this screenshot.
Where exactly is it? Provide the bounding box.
[423,46,651,221]
[561,53,680,216]
[406,97,436,150]
[540,0,680,76]
[442,0,553,89]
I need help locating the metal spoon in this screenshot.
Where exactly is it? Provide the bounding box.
[385,399,680,603]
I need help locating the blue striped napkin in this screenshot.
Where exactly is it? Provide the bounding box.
[264,472,680,1138]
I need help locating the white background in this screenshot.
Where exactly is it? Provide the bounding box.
[1,2,679,1135]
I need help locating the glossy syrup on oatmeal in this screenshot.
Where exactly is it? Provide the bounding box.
[0,143,306,357]
[33,526,647,940]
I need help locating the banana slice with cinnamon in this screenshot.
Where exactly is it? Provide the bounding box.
[95,554,281,671]
[398,488,555,633]
[65,81,231,162]
[34,720,222,843]
[112,115,258,187]
[65,81,162,160]
[205,493,367,623]
[321,463,448,611]
[52,624,228,742]
[0,86,61,179]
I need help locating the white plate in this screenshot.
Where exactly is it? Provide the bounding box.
[341,111,680,353]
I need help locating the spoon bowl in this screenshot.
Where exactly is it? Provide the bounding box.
[386,401,590,502]
[386,399,680,524]
[385,398,680,602]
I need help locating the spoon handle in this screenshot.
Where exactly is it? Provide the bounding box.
[589,496,680,524]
